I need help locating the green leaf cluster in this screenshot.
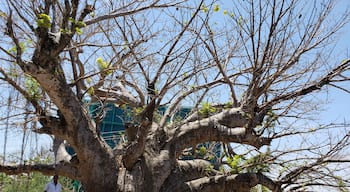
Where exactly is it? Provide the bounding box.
[7,67,19,78]
[201,4,220,13]
[75,21,87,28]
[0,11,7,18]
[227,155,243,173]
[244,152,271,173]
[226,150,271,174]
[96,57,113,76]
[87,87,94,95]
[237,16,243,26]
[197,146,207,156]
[67,17,86,35]
[8,42,26,53]
[336,176,349,192]
[75,27,83,35]
[134,106,145,115]
[60,28,72,35]
[224,101,233,109]
[37,13,51,28]
[199,102,216,117]
[201,5,209,13]
[24,75,42,101]
[213,4,220,12]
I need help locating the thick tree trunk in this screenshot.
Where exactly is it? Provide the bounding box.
[78,158,118,191]
[114,142,175,192]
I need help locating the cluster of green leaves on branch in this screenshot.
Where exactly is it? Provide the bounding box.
[24,75,42,101]
[198,102,217,117]
[86,57,114,95]
[96,57,113,76]
[226,149,271,174]
[201,4,220,13]
[8,42,26,54]
[62,17,86,35]
[36,13,86,35]
[195,145,216,162]
[36,13,51,28]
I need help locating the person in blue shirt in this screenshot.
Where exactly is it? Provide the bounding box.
[44,174,62,192]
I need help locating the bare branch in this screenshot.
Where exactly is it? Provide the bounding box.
[0,67,43,114]
[170,107,271,154]
[94,86,141,107]
[264,59,350,107]
[85,1,184,26]
[0,162,78,179]
[180,173,281,192]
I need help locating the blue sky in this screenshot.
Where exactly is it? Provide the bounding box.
[318,0,350,123]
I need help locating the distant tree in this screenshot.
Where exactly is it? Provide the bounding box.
[0,0,350,191]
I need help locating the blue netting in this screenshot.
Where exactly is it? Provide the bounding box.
[89,103,126,148]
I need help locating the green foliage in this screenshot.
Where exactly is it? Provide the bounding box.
[0,172,48,192]
[75,21,87,28]
[24,75,42,101]
[0,11,7,18]
[68,17,75,23]
[134,106,145,115]
[66,17,86,35]
[227,154,243,173]
[219,165,226,173]
[341,59,350,64]
[87,87,94,95]
[237,16,243,26]
[75,27,83,35]
[7,67,19,78]
[226,149,271,174]
[244,151,271,173]
[336,176,349,192]
[0,172,79,192]
[0,156,76,192]
[60,28,72,35]
[213,4,220,12]
[120,105,146,124]
[8,42,26,54]
[204,165,214,173]
[8,39,32,55]
[199,102,216,117]
[96,57,107,69]
[197,146,207,156]
[36,13,51,28]
[201,5,209,13]
[224,101,233,109]
[200,4,221,13]
[96,57,113,76]
[86,77,92,84]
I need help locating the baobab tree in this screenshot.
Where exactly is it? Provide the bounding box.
[0,0,350,191]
